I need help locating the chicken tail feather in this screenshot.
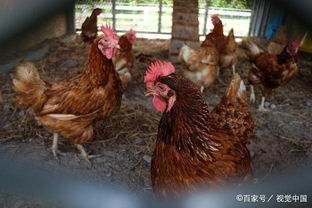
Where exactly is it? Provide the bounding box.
[244,40,262,61]
[223,73,248,105]
[178,45,192,63]
[12,62,47,113]
[228,28,234,38]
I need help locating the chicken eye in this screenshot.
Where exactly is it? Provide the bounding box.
[167,90,174,97]
[167,74,174,78]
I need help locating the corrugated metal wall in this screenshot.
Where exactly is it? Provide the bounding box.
[249,0,284,39]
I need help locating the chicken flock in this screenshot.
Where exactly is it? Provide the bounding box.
[12,9,301,198]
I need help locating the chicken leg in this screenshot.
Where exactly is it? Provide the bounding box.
[200,86,204,93]
[249,85,256,104]
[232,64,236,75]
[76,144,92,166]
[258,96,269,112]
[51,133,65,159]
[75,144,101,167]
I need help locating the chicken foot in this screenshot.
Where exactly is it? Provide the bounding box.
[76,144,101,167]
[51,133,66,159]
[258,96,270,112]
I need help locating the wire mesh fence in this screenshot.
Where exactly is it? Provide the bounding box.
[1,152,311,208]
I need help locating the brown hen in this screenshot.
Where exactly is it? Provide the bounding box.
[202,15,237,76]
[81,8,102,43]
[208,74,253,143]
[246,38,300,111]
[144,61,252,198]
[179,37,219,92]
[13,26,122,164]
[113,29,136,88]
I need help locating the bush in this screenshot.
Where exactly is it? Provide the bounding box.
[204,0,252,9]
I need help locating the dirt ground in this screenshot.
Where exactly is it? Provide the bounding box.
[0,35,312,206]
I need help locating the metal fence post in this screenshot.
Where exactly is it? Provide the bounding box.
[158,0,163,33]
[202,0,209,35]
[66,0,76,34]
[248,0,257,36]
[112,0,116,30]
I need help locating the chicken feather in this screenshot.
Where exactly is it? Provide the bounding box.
[245,38,300,110]
[144,61,252,198]
[13,33,122,162]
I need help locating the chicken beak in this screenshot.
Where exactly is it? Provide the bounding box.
[144,89,154,96]
[115,44,120,49]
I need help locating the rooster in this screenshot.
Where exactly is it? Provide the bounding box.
[246,38,300,111]
[208,75,254,143]
[81,8,102,43]
[202,14,237,75]
[179,37,219,92]
[113,29,137,88]
[144,61,252,198]
[13,25,122,165]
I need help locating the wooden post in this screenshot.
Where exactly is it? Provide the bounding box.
[203,0,209,36]
[169,0,199,62]
[158,0,163,33]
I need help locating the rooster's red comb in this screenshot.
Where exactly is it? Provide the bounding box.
[101,24,117,39]
[211,14,221,25]
[144,61,175,85]
[126,29,137,44]
[211,14,220,20]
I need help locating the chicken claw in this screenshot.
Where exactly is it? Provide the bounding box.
[51,133,66,159]
[52,148,66,159]
[258,106,270,112]
[257,96,270,112]
[76,144,101,167]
